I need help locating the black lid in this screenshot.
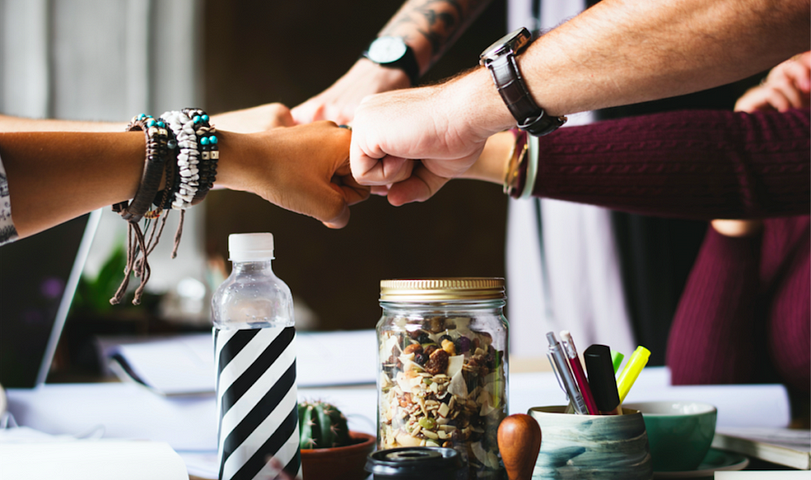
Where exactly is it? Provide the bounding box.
[584,344,621,412]
[365,447,462,479]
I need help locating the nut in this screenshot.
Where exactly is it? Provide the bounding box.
[426,316,445,333]
[441,339,456,355]
[424,348,449,375]
[404,343,424,355]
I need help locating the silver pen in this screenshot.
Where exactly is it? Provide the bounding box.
[546,332,589,415]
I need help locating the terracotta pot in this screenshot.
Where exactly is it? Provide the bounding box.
[300,431,376,480]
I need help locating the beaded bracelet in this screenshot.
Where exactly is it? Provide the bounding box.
[161,110,201,210]
[181,108,218,206]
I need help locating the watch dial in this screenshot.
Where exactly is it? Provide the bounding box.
[368,37,407,64]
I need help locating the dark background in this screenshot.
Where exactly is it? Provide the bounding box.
[202,0,510,331]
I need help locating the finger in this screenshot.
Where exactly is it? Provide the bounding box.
[275,107,296,128]
[386,164,451,206]
[320,198,350,229]
[332,176,371,205]
[370,185,390,196]
[291,100,323,125]
[783,59,811,93]
[765,88,792,112]
[351,153,412,186]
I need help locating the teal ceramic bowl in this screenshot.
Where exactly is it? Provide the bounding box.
[623,401,717,472]
[528,406,653,480]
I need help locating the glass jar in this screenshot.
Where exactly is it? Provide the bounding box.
[376,278,509,480]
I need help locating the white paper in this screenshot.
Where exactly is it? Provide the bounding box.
[106,329,378,395]
[6,383,217,451]
[0,439,187,480]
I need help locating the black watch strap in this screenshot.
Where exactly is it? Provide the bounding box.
[363,43,420,86]
[487,54,566,136]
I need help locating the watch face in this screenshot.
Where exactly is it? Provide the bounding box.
[367,37,407,64]
[479,27,531,64]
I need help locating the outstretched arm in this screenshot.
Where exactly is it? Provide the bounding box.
[291,0,495,125]
[1,121,365,238]
[350,0,810,200]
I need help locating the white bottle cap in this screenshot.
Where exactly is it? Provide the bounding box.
[228,233,274,261]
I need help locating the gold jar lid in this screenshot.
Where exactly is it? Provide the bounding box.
[380,277,505,302]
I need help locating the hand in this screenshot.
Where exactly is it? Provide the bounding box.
[219,122,369,228]
[734,51,811,113]
[350,72,511,205]
[211,103,295,133]
[291,59,411,125]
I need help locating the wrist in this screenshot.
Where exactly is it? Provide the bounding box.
[214,130,247,192]
[353,58,411,90]
[443,68,516,139]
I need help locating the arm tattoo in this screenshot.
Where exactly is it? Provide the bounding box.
[381,0,495,58]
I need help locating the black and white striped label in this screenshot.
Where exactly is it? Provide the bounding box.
[214,326,301,480]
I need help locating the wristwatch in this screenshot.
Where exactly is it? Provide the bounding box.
[479,27,566,136]
[364,36,420,86]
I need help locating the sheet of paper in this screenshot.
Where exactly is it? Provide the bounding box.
[0,438,187,480]
[106,329,378,394]
[6,383,217,451]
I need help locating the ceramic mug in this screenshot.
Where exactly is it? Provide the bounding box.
[623,401,717,472]
[528,406,653,480]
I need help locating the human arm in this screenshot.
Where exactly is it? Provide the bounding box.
[1,121,365,238]
[0,102,294,133]
[291,0,495,125]
[711,51,811,236]
[459,108,810,220]
[350,0,810,200]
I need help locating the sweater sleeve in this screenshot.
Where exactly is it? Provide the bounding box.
[531,108,810,220]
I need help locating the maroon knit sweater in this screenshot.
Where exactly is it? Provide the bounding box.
[530,108,810,395]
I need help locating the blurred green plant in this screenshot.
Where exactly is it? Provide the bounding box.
[71,244,128,314]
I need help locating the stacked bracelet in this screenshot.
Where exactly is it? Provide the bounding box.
[111,109,219,306]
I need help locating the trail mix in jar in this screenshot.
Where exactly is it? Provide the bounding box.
[378,315,507,479]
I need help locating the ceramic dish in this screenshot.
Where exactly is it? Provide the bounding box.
[652,448,749,479]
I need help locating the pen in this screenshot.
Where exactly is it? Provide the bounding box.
[611,350,625,374]
[560,330,598,415]
[616,345,650,403]
[547,332,589,415]
[583,344,623,415]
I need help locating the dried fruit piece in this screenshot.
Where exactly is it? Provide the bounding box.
[424,348,449,375]
[404,343,424,355]
[454,336,472,354]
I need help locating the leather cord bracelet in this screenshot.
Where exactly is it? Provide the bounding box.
[113,115,171,222]
[111,114,172,306]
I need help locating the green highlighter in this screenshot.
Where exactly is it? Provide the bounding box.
[611,350,624,373]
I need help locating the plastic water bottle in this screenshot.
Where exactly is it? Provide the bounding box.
[212,233,301,480]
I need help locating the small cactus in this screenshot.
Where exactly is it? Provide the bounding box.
[298,400,351,449]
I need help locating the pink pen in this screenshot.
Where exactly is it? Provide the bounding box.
[560,331,599,415]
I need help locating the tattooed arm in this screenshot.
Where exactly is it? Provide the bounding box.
[291,0,494,125]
